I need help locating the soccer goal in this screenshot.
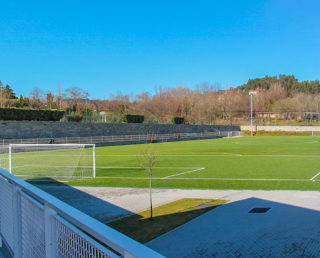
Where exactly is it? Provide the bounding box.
[220,131,241,138]
[8,144,96,181]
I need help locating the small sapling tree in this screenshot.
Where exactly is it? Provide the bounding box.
[139,134,158,220]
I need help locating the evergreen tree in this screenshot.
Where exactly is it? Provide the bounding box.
[3,84,17,99]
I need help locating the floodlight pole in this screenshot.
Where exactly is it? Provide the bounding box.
[249,92,254,136]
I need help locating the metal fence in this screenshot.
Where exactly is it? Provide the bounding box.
[0,131,240,146]
[0,169,164,257]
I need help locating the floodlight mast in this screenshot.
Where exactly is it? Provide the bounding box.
[249,91,255,136]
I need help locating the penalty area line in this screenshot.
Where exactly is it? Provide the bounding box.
[162,167,205,179]
[310,171,320,181]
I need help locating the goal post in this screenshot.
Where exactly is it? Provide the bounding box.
[8,144,96,181]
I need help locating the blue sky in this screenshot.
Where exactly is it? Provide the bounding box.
[1,0,320,99]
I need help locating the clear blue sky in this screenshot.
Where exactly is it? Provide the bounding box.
[1,0,319,99]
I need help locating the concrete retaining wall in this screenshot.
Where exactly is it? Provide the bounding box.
[241,125,320,132]
[0,121,240,139]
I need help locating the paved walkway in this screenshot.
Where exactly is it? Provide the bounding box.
[147,196,320,257]
[38,186,320,256]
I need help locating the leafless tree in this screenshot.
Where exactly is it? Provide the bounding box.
[29,87,44,108]
[65,87,86,111]
[139,136,158,220]
[46,92,54,109]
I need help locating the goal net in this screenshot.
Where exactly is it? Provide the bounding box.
[0,145,9,172]
[8,144,96,181]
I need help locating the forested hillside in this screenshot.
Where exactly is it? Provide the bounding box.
[239,75,320,95]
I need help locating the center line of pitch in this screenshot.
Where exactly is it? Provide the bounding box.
[162,167,205,179]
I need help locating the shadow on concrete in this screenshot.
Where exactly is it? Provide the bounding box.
[0,235,13,258]
[32,179,134,223]
[147,197,320,257]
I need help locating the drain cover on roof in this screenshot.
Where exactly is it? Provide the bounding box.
[249,207,270,213]
[194,203,217,209]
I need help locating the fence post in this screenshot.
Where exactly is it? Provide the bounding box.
[123,250,135,258]
[9,145,12,174]
[45,204,57,258]
[13,185,23,258]
[93,145,96,178]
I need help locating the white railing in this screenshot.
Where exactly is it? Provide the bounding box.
[0,131,224,146]
[0,169,164,258]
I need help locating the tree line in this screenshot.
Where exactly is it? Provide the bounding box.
[1,74,320,124]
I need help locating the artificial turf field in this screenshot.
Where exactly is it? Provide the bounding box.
[71,136,320,190]
[4,136,320,190]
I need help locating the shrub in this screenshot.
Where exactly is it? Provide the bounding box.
[172,116,185,124]
[0,107,64,121]
[65,112,83,122]
[123,114,144,123]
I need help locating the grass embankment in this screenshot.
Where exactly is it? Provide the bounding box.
[107,198,227,243]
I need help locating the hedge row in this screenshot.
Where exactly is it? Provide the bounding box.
[65,112,83,122]
[123,114,144,123]
[0,107,65,121]
[172,116,185,124]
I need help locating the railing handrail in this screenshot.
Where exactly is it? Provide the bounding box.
[0,168,164,257]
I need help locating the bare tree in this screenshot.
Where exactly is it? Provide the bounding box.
[57,84,63,110]
[139,137,158,220]
[0,81,3,108]
[29,87,44,108]
[46,92,54,109]
[65,87,85,111]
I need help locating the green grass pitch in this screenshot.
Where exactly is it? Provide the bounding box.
[70,136,320,190]
[4,136,320,190]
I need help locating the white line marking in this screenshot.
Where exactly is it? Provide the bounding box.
[310,172,320,181]
[94,176,309,182]
[12,153,320,158]
[162,168,205,179]
[95,154,320,157]
[12,165,200,169]
[97,166,201,169]
[168,177,309,181]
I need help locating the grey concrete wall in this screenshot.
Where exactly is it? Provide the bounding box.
[0,121,240,139]
[241,125,320,132]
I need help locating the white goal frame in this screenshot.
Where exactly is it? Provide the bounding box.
[8,143,96,179]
